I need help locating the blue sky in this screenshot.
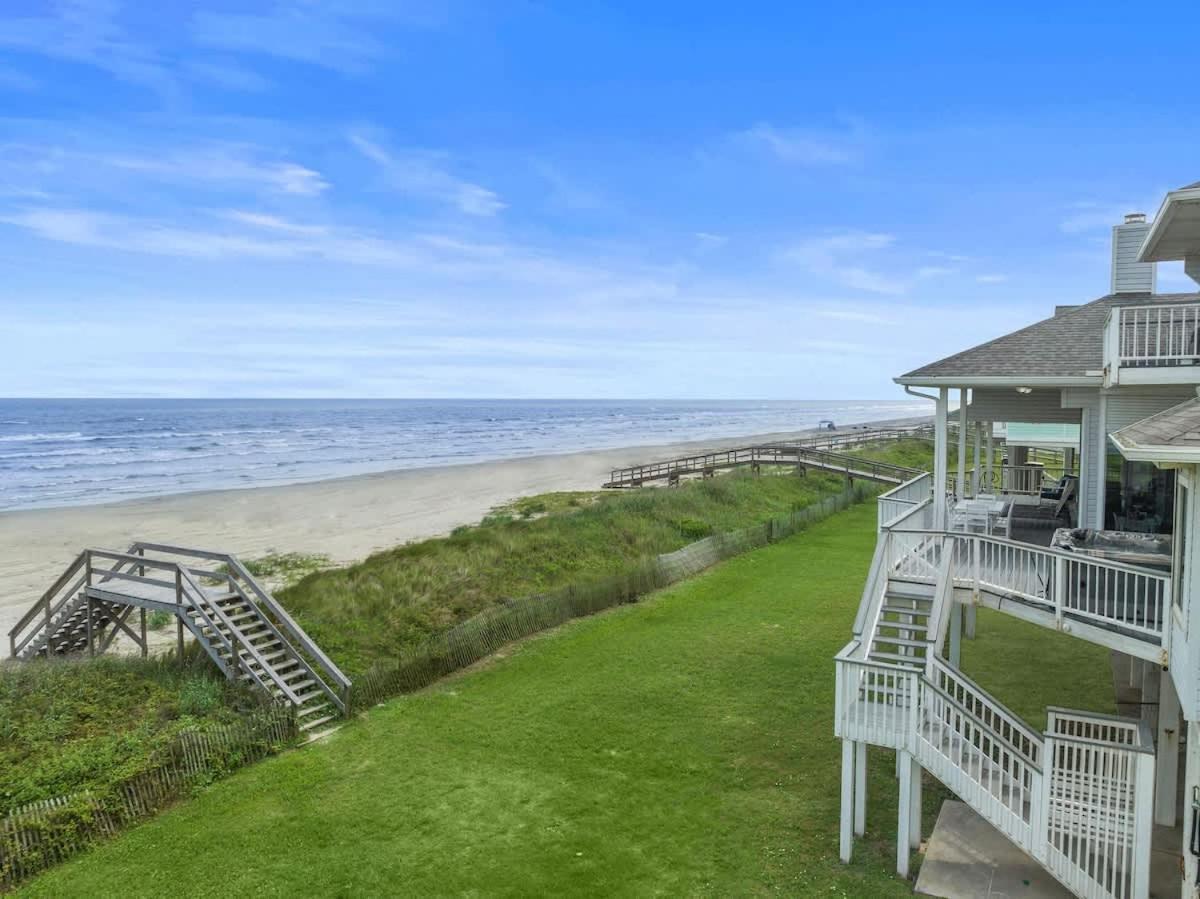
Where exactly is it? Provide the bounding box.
[0,1,1197,399]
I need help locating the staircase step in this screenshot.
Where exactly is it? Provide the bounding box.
[869,650,927,665]
[297,703,331,719]
[872,636,927,649]
[882,603,931,617]
[300,715,338,734]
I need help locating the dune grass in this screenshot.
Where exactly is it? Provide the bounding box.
[0,653,249,812]
[278,468,849,674]
[19,500,1115,897]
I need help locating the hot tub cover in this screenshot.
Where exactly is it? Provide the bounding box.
[1051,528,1172,571]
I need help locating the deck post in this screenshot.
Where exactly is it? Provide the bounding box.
[897,750,912,878]
[949,602,962,667]
[957,388,968,501]
[908,755,921,849]
[86,597,94,658]
[934,389,949,529]
[1184,720,1200,891]
[964,604,976,640]
[985,423,994,488]
[972,420,982,495]
[1141,661,1160,733]
[839,739,855,862]
[854,741,867,836]
[1154,668,1180,827]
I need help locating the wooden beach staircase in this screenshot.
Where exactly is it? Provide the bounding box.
[7,543,351,736]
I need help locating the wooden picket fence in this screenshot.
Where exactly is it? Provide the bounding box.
[348,483,876,711]
[0,707,296,890]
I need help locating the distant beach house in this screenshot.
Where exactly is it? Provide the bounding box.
[836,180,1200,898]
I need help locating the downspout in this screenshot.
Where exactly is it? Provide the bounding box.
[904,386,938,403]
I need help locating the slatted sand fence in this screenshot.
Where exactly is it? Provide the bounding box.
[0,706,296,890]
[349,482,878,711]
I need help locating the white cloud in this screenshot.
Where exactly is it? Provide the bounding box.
[779,231,904,295]
[735,121,864,165]
[102,148,328,195]
[350,134,504,216]
[190,3,441,74]
[976,273,1008,284]
[817,307,893,325]
[0,0,172,92]
[184,60,272,92]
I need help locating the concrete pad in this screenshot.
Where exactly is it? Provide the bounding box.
[915,801,1072,898]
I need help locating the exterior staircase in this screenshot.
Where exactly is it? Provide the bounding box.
[8,543,351,736]
[837,550,1157,899]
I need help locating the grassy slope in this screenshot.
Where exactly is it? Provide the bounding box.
[21,502,1115,898]
[278,469,847,674]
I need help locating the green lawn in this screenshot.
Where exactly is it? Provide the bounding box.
[19,501,1114,897]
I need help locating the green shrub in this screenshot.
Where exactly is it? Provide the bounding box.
[178,677,224,717]
[146,610,173,630]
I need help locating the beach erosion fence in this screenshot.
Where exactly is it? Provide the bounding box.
[0,706,296,891]
[348,481,878,711]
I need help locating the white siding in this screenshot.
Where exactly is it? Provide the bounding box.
[969,388,1080,424]
[1105,385,1197,432]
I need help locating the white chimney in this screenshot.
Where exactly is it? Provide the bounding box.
[1111,212,1156,294]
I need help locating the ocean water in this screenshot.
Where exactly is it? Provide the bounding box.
[0,398,927,511]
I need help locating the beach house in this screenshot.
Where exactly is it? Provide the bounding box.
[836,180,1200,898]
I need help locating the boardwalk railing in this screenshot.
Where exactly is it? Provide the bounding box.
[605,435,925,489]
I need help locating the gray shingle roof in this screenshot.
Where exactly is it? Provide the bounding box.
[1112,398,1200,451]
[1182,180,1200,190]
[898,292,1200,383]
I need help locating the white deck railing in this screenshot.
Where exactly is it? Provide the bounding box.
[885,529,1170,652]
[877,472,933,529]
[1107,302,1200,368]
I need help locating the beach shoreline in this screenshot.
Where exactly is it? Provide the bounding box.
[0,413,928,639]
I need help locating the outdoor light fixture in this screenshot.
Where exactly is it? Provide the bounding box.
[1016,386,1033,395]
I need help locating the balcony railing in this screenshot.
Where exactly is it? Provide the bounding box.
[1105,302,1200,384]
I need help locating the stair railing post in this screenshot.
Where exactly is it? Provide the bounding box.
[1031,735,1053,864]
[1053,556,1065,631]
[1131,749,1155,899]
[175,567,185,663]
[83,550,93,658]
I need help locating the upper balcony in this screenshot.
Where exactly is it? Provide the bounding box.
[1103,301,1200,386]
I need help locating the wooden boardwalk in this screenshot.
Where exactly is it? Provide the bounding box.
[603,428,927,489]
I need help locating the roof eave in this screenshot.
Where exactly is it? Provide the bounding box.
[1138,187,1200,263]
[894,375,1103,388]
[1109,431,1200,465]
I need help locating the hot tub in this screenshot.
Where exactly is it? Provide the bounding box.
[1051,528,1172,572]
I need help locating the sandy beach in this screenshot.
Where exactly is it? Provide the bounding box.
[0,416,926,639]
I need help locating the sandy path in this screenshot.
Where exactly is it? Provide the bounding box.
[0,417,927,638]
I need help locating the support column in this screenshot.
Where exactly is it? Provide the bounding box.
[1155,669,1181,827]
[934,389,949,529]
[972,421,982,496]
[1184,720,1200,893]
[985,423,994,487]
[909,756,922,849]
[957,389,968,501]
[1142,661,1161,735]
[139,607,148,659]
[949,602,962,667]
[176,616,184,662]
[840,739,855,863]
[854,742,867,837]
[897,751,913,878]
[965,604,977,640]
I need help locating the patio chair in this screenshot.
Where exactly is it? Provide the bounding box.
[1012,477,1076,529]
